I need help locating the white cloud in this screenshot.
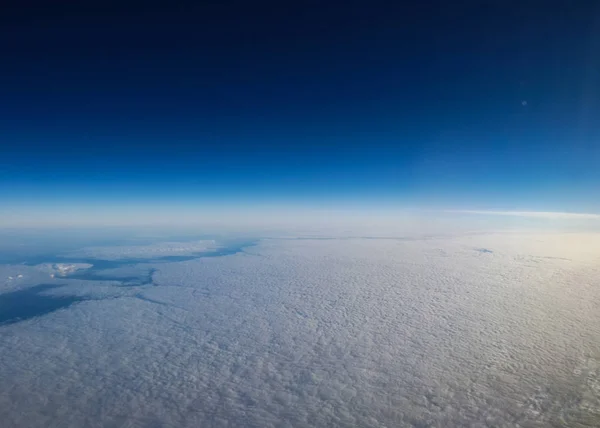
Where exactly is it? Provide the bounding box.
[65,240,217,260]
[447,209,600,219]
[0,232,599,426]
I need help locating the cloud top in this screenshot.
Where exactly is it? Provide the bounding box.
[1,231,600,426]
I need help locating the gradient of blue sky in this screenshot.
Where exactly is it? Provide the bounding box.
[1,1,599,219]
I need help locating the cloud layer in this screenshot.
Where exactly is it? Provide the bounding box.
[0,232,599,427]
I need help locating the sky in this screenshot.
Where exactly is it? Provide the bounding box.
[1,1,599,224]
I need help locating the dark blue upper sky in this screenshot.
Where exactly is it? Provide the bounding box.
[1,1,599,213]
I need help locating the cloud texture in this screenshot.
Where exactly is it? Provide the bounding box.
[0,232,599,427]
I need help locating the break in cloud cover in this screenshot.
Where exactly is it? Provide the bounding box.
[1,227,599,427]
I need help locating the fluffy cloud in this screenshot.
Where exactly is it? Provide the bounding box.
[0,232,599,427]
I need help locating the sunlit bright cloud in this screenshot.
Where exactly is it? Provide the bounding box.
[447,210,600,219]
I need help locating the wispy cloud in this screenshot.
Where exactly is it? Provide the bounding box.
[447,210,600,219]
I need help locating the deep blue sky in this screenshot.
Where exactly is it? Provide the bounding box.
[1,1,599,215]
